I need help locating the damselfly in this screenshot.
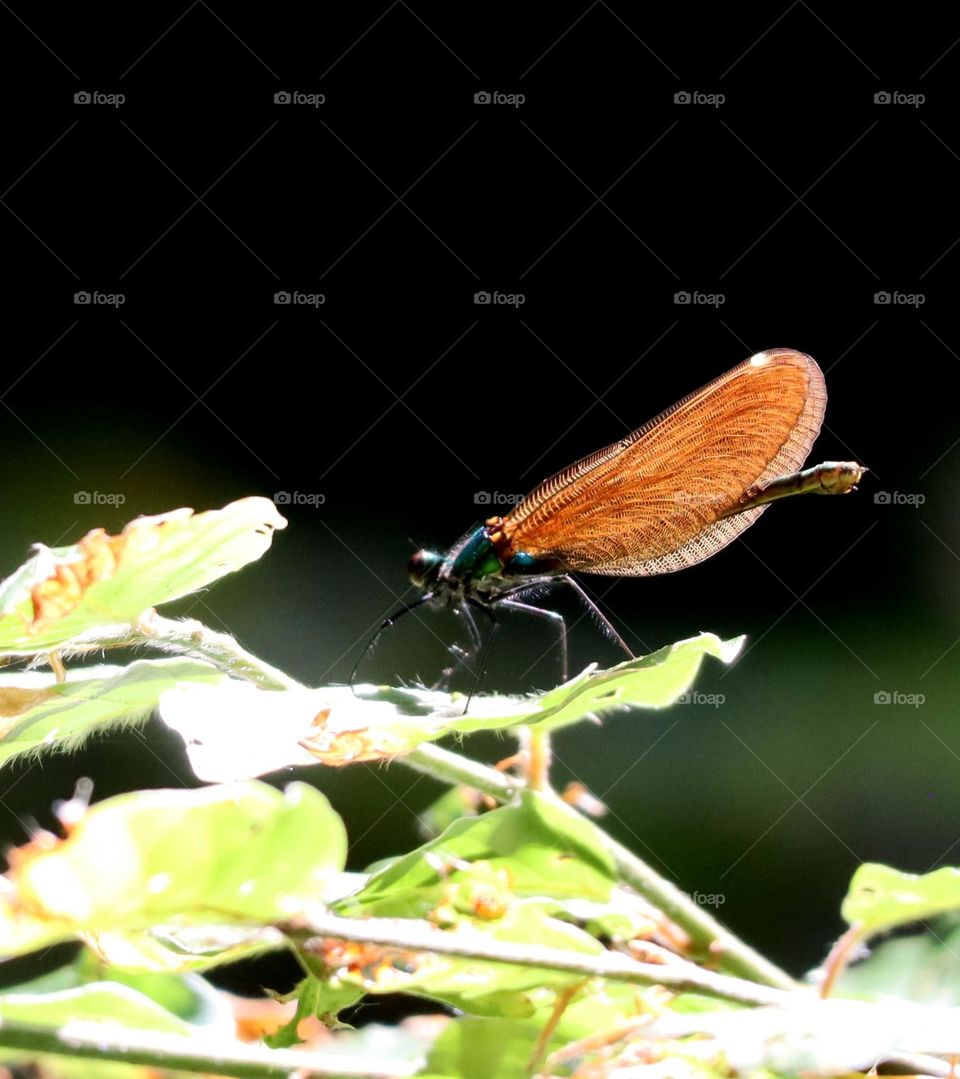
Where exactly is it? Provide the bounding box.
[355,349,863,691]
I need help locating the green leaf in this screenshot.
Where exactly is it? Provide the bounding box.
[422,983,642,1078]
[339,790,615,919]
[0,781,346,962]
[323,792,617,1017]
[80,924,283,974]
[265,975,361,1048]
[427,995,960,1078]
[0,497,286,655]
[0,982,193,1035]
[834,922,960,1006]
[265,976,323,1048]
[842,862,960,936]
[418,786,484,840]
[13,951,231,1026]
[422,1016,552,1079]
[450,632,745,734]
[0,659,226,767]
[161,633,744,779]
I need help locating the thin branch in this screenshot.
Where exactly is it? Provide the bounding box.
[290,912,793,1007]
[818,922,867,998]
[0,1020,418,1078]
[403,742,521,800]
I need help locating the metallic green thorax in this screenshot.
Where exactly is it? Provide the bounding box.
[407,524,555,598]
[450,527,502,581]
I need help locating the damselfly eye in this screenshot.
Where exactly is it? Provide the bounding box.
[408,549,443,589]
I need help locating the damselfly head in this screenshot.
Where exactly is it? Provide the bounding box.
[408,549,444,589]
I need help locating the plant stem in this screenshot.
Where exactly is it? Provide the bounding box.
[521,726,552,790]
[291,913,792,1007]
[0,1021,417,1078]
[404,743,521,799]
[558,798,797,992]
[818,923,866,998]
[396,743,796,991]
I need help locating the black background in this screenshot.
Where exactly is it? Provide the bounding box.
[0,3,958,996]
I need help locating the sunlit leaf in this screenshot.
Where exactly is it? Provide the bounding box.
[647,998,960,1073]
[12,951,233,1029]
[422,983,645,1079]
[339,791,615,920]
[0,659,226,768]
[81,924,283,974]
[0,982,193,1035]
[834,923,960,1006]
[161,679,338,780]
[0,497,286,655]
[422,1015,556,1079]
[842,862,960,936]
[0,781,346,961]
[161,633,743,779]
[452,632,745,734]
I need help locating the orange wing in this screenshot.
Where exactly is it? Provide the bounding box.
[500,348,826,576]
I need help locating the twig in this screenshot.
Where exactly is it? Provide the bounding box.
[404,743,522,800]
[290,912,794,1007]
[818,923,866,998]
[0,1020,418,1078]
